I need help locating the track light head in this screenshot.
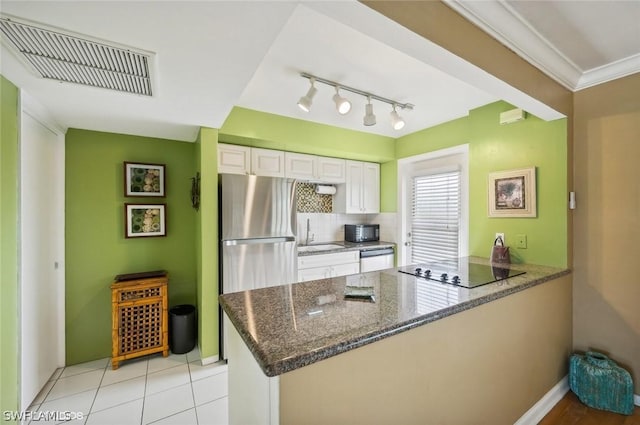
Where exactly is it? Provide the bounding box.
[297,78,317,112]
[390,105,405,130]
[297,73,413,129]
[363,97,376,126]
[332,86,351,115]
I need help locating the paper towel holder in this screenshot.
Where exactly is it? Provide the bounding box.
[315,184,337,195]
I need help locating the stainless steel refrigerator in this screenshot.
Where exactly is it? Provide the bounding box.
[219,173,297,358]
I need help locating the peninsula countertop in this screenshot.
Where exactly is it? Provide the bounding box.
[219,256,570,377]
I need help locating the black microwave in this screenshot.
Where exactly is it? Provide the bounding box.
[344,224,379,243]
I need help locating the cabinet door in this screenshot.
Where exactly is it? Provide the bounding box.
[331,262,360,278]
[298,251,359,269]
[285,152,316,180]
[344,160,364,213]
[362,162,380,213]
[298,266,331,283]
[218,143,250,175]
[317,157,346,183]
[251,148,285,177]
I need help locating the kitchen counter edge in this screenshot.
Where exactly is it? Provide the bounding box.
[220,261,571,377]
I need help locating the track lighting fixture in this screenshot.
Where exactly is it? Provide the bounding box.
[298,72,413,130]
[297,77,317,112]
[390,104,405,130]
[333,86,352,115]
[363,96,376,126]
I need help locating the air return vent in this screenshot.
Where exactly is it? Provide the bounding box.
[0,15,154,96]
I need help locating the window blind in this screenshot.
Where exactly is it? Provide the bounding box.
[411,170,461,263]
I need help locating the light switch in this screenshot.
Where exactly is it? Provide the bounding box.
[515,234,527,249]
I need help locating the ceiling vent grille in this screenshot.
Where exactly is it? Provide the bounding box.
[0,15,154,96]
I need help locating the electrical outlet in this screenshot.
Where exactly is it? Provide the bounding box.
[515,234,527,249]
[495,233,505,244]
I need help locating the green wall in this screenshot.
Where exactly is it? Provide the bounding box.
[65,129,197,365]
[1,76,20,420]
[195,127,219,361]
[220,107,395,163]
[395,101,568,267]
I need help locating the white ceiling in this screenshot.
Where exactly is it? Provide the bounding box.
[1,1,637,142]
[448,0,640,90]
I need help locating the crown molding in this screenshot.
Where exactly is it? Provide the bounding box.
[445,0,639,92]
[576,53,640,91]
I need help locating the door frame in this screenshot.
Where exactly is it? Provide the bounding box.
[396,144,469,266]
[19,91,66,409]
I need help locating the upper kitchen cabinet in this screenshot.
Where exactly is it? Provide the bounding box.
[251,148,285,177]
[218,143,250,175]
[218,143,284,177]
[316,156,346,183]
[334,160,380,214]
[285,152,346,183]
[285,152,316,180]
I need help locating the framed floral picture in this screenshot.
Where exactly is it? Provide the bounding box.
[125,204,166,238]
[124,162,165,197]
[488,167,537,217]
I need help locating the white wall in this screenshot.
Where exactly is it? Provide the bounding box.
[296,213,397,244]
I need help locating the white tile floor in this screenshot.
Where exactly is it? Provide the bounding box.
[26,348,228,425]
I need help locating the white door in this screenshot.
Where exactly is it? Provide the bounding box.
[398,146,469,266]
[20,98,65,410]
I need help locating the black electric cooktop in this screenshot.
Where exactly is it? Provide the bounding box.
[397,260,525,288]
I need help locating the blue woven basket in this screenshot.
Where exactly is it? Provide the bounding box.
[569,351,634,415]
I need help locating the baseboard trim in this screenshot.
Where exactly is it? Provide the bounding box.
[200,354,219,366]
[514,376,569,425]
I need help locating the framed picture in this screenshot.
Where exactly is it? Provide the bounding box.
[124,162,165,197]
[488,167,537,217]
[125,204,166,238]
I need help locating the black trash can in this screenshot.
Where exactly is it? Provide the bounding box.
[169,304,196,354]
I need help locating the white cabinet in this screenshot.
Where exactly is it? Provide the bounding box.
[251,148,285,177]
[285,152,316,180]
[218,143,250,175]
[317,157,346,183]
[218,144,285,177]
[297,250,360,283]
[335,160,380,213]
[285,152,346,183]
[219,143,345,183]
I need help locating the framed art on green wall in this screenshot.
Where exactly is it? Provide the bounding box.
[124,162,165,197]
[125,204,166,237]
[488,167,537,218]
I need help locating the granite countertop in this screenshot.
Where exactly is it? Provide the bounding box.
[297,240,395,256]
[219,256,570,377]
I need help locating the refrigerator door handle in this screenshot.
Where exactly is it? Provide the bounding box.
[222,236,296,246]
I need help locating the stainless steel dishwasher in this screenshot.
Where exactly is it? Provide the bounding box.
[359,247,395,272]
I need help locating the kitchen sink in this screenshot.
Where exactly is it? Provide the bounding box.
[297,244,345,253]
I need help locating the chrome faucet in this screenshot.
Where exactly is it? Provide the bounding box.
[305,218,315,246]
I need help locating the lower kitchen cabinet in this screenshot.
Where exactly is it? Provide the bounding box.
[297,251,359,282]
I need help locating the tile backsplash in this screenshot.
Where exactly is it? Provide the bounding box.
[297,212,397,245]
[296,183,332,213]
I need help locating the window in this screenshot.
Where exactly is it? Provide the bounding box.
[397,144,468,266]
[411,169,461,263]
